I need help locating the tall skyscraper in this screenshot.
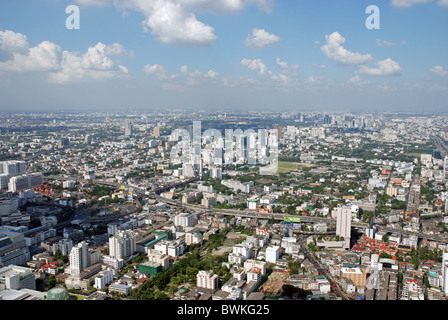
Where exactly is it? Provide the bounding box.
[109,230,136,260]
[444,156,448,181]
[84,134,92,145]
[442,252,448,295]
[58,138,69,149]
[433,149,442,160]
[334,206,352,249]
[69,241,88,276]
[152,126,160,137]
[125,121,133,137]
[274,124,282,139]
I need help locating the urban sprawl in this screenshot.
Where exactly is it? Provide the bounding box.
[1,110,448,301]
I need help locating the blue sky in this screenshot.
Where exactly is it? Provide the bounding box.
[0,0,447,113]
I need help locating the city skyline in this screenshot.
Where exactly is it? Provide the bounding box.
[0,0,447,112]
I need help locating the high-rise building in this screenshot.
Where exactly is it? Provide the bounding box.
[8,173,43,192]
[0,161,26,178]
[196,270,218,290]
[210,167,222,179]
[323,114,332,125]
[125,121,133,137]
[274,124,282,139]
[58,138,69,149]
[0,174,8,190]
[84,134,92,145]
[433,149,442,160]
[52,239,73,256]
[444,156,448,181]
[266,246,280,264]
[333,206,352,249]
[174,213,194,228]
[152,126,160,137]
[406,184,421,215]
[109,230,136,260]
[442,252,448,296]
[94,269,114,290]
[69,241,88,276]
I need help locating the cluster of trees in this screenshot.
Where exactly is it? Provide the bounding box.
[419,246,443,263]
[87,185,114,198]
[129,249,231,300]
[288,260,302,275]
[391,199,406,210]
[214,202,247,210]
[54,249,69,263]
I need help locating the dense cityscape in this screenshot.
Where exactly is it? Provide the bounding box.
[1,110,448,302]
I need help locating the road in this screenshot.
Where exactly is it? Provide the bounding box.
[298,237,350,300]
[154,194,368,228]
[432,135,448,158]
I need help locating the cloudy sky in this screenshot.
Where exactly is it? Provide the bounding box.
[0,0,447,113]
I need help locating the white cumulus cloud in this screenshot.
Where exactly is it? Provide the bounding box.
[48,42,130,83]
[245,28,280,48]
[0,30,62,72]
[358,58,402,76]
[0,29,30,61]
[430,65,448,77]
[241,58,270,75]
[321,32,373,65]
[143,63,168,80]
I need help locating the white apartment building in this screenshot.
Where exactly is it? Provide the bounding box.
[333,206,352,249]
[265,246,280,264]
[243,259,267,276]
[146,249,170,271]
[154,240,185,258]
[174,213,195,228]
[0,265,35,290]
[109,230,136,260]
[69,241,88,276]
[442,252,448,296]
[94,269,114,290]
[197,270,218,290]
[247,268,262,283]
[185,231,203,246]
[232,244,253,259]
[8,173,43,192]
[101,256,124,270]
[52,239,73,256]
[0,161,26,178]
[228,253,247,265]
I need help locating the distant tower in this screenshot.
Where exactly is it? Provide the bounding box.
[152,126,160,137]
[444,156,448,181]
[58,138,69,149]
[125,121,133,137]
[274,124,282,140]
[334,206,352,250]
[85,134,92,145]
